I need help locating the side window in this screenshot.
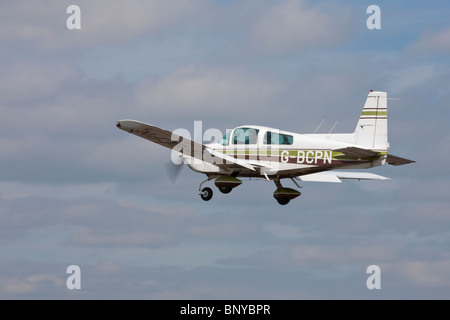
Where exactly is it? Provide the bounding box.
[281,133,293,145]
[232,128,259,144]
[264,131,293,145]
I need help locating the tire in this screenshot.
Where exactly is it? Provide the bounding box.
[218,186,233,194]
[200,187,213,201]
[276,197,290,205]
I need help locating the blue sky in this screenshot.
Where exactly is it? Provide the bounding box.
[0,0,450,299]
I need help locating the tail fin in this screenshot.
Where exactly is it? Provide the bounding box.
[353,91,388,150]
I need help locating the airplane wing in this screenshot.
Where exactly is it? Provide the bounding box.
[116,119,255,171]
[298,171,390,183]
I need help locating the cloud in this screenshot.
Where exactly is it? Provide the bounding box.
[0,181,116,202]
[0,60,153,183]
[391,259,450,288]
[133,64,284,118]
[386,65,437,95]
[0,0,208,52]
[248,0,353,55]
[0,264,65,297]
[1,0,450,300]
[0,62,81,103]
[1,185,450,298]
[69,227,176,247]
[218,241,399,271]
[409,26,450,55]
[264,223,304,240]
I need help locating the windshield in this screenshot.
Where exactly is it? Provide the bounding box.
[220,131,231,146]
[232,127,259,144]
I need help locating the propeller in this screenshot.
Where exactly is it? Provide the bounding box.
[165,151,184,183]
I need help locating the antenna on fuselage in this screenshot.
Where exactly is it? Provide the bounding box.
[328,120,339,136]
[313,118,326,134]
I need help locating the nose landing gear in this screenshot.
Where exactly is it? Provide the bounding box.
[198,176,215,201]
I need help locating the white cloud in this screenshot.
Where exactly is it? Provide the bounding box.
[393,260,450,287]
[133,64,284,116]
[0,62,80,103]
[248,0,352,55]
[2,273,64,295]
[69,226,176,247]
[85,136,169,177]
[0,0,208,52]
[0,181,116,200]
[409,26,450,55]
[264,223,303,240]
[92,260,124,274]
[387,65,437,95]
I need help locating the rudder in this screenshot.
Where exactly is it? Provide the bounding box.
[353,91,388,151]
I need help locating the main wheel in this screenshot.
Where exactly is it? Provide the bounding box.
[218,186,232,194]
[276,197,290,205]
[200,187,213,201]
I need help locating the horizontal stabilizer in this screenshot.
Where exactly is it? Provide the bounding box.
[298,171,390,183]
[386,154,415,166]
[333,147,380,158]
[298,172,342,183]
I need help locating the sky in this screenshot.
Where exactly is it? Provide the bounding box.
[1,0,450,300]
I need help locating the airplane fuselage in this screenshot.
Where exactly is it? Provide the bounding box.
[185,125,386,179]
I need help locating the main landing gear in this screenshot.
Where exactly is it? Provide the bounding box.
[198,177,214,201]
[218,186,233,194]
[272,178,301,205]
[198,176,301,205]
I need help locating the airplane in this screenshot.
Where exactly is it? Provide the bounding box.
[116,90,414,205]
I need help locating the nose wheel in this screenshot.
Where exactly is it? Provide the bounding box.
[198,177,215,201]
[200,187,213,201]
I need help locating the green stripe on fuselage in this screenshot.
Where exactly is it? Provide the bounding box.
[220,149,385,162]
[222,149,332,157]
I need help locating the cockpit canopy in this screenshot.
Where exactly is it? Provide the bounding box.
[220,126,294,146]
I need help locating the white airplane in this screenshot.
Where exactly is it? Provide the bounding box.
[116,90,414,205]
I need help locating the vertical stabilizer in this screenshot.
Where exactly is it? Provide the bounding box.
[353,91,388,150]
